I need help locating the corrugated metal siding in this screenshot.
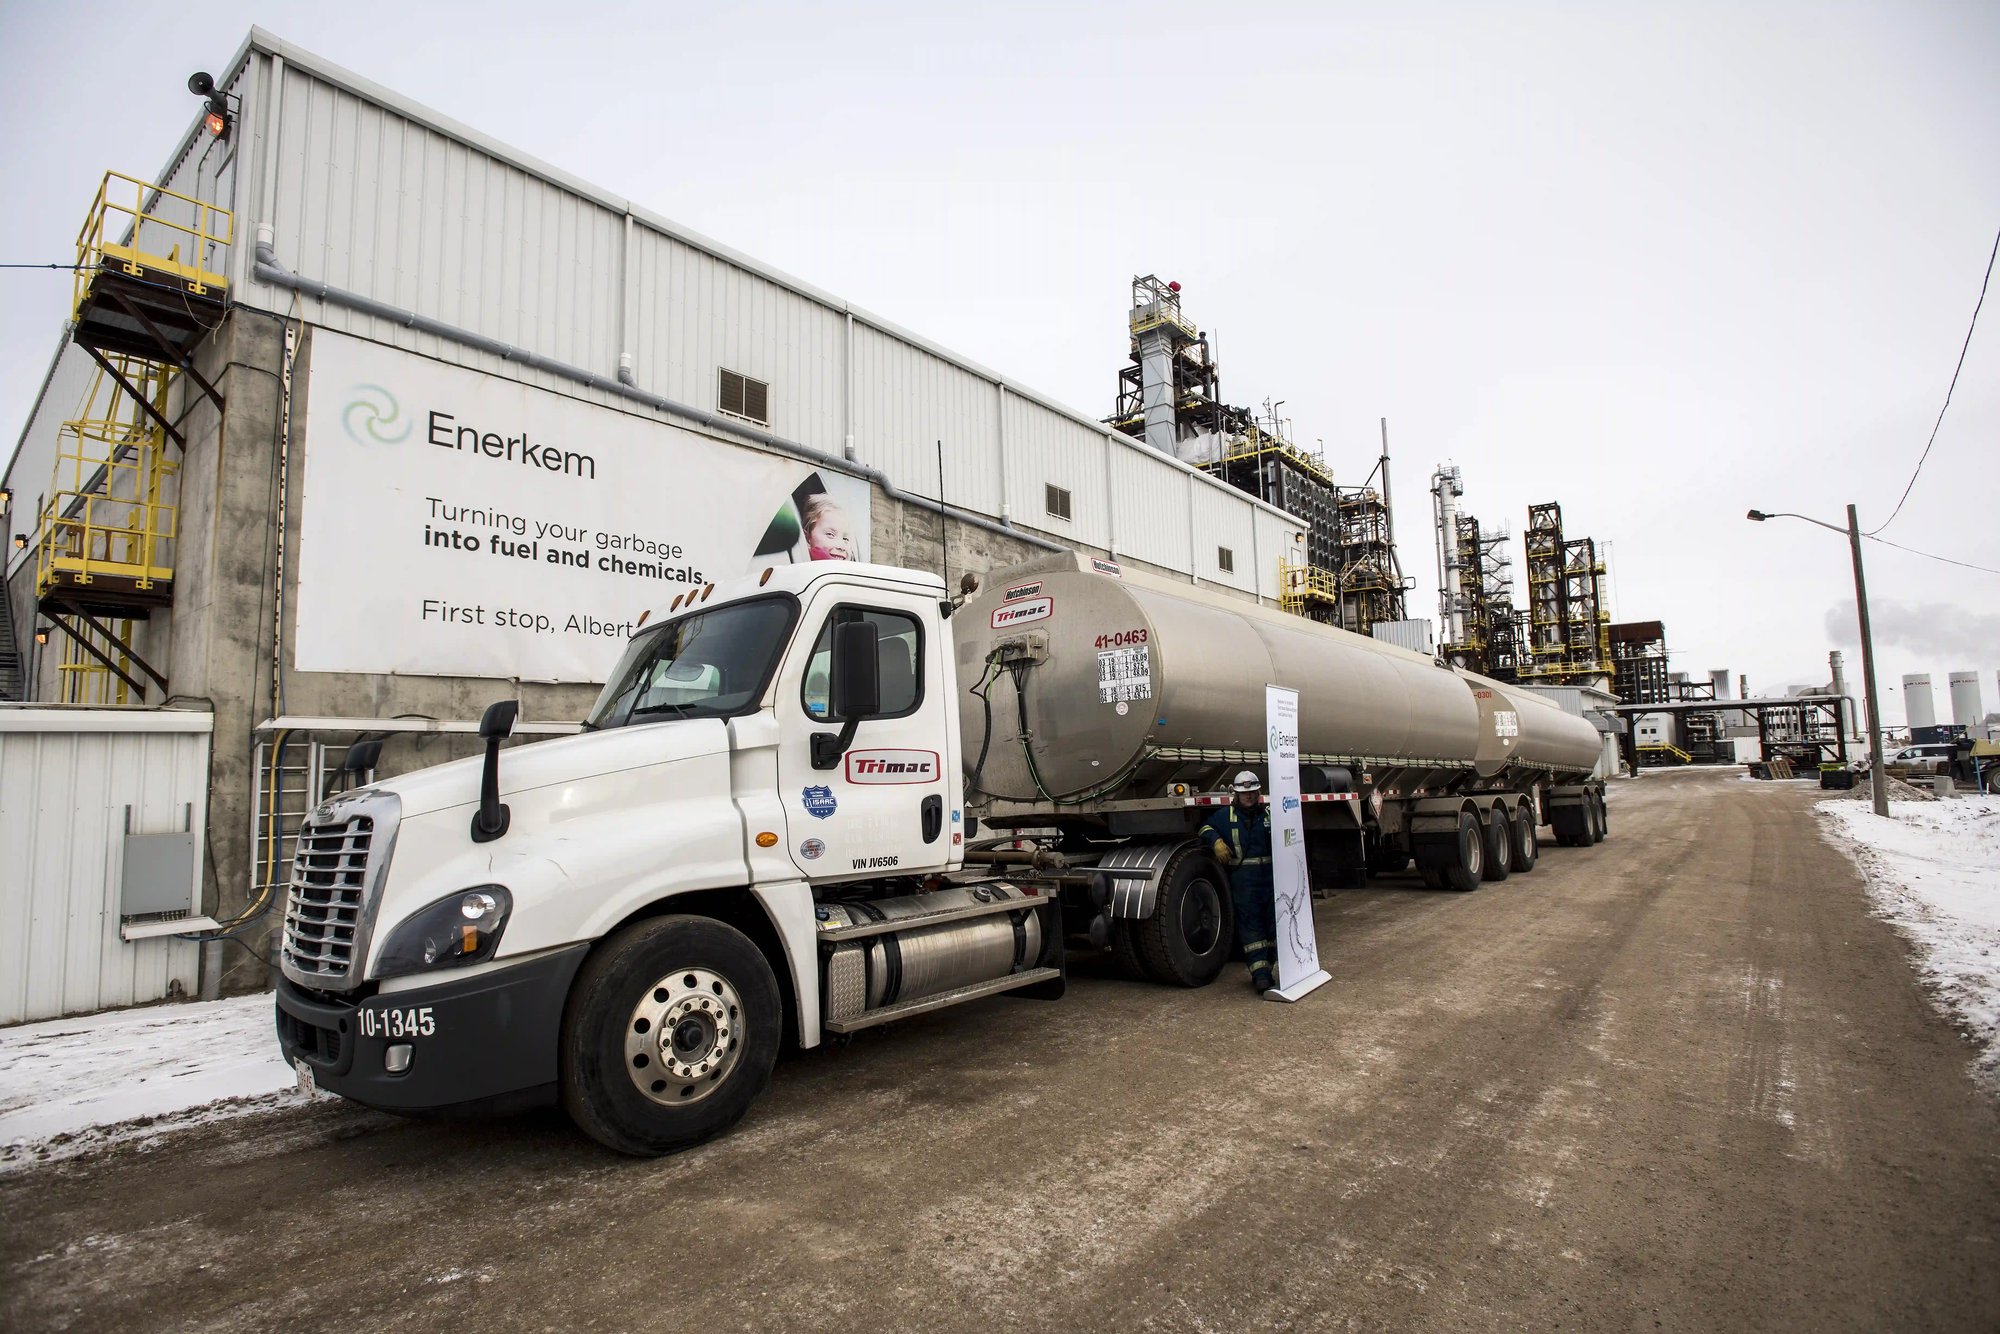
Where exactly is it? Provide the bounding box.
[264,66,626,405]
[2,343,101,585]
[0,714,210,1025]
[212,38,1305,587]
[1192,480,1258,595]
[1109,445,1194,573]
[1253,509,1298,601]
[634,231,845,455]
[850,324,1001,511]
[1003,394,1110,550]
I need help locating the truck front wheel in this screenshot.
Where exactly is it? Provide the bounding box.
[560,915,781,1157]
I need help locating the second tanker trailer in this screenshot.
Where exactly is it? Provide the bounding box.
[957,551,1610,986]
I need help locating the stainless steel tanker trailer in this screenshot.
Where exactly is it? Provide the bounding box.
[954,551,1609,986]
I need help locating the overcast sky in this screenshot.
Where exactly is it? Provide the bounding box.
[3,1,1995,727]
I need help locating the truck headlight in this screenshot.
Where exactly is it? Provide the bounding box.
[375,886,512,979]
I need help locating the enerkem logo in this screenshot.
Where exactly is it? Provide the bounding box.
[845,749,940,784]
[344,384,411,445]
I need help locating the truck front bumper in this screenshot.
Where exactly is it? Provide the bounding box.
[275,943,590,1112]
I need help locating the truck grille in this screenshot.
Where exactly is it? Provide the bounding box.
[281,814,375,983]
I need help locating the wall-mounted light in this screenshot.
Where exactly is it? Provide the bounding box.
[34,627,49,645]
[12,533,26,550]
[0,488,11,507]
[188,71,232,139]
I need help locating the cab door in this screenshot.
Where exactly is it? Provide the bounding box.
[774,584,956,881]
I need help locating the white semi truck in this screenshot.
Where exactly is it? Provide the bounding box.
[276,552,1607,1154]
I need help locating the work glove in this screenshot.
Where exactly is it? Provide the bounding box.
[1212,838,1233,865]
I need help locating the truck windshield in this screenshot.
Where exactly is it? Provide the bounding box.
[585,596,797,730]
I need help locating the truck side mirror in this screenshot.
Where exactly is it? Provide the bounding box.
[479,699,519,739]
[472,698,519,843]
[813,622,879,771]
[830,620,880,721]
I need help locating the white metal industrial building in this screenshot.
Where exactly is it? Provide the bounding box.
[0,28,1303,1011]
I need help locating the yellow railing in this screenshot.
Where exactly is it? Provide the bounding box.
[55,615,138,706]
[33,354,179,599]
[75,170,234,314]
[36,496,177,591]
[1223,428,1336,489]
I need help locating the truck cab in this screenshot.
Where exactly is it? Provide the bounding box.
[276,561,1062,1155]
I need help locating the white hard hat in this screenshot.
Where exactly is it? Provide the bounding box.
[1231,770,1262,792]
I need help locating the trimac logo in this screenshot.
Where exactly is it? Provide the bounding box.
[344,384,411,445]
[845,749,940,784]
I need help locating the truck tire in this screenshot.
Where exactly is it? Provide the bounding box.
[1424,811,1483,892]
[1136,849,1234,987]
[1587,797,1606,844]
[1509,801,1539,872]
[1109,920,1149,980]
[1595,791,1610,840]
[1480,808,1512,882]
[559,915,781,1157]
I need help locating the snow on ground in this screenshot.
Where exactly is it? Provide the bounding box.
[0,993,303,1171]
[1819,795,2000,1092]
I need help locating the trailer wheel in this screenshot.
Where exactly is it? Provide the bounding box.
[1480,808,1512,882]
[1587,797,1606,844]
[1418,810,1484,891]
[1136,849,1235,987]
[1509,801,1539,872]
[1109,920,1149,980]
[1594,791,1610,840]
[560,915,780,1157]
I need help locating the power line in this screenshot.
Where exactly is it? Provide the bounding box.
[1864,532,2000,575]
[0,262,83,270]
[1870,224,2000,535]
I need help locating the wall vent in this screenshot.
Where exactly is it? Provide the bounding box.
[718,368,769,425]
[1044,484,1072,521]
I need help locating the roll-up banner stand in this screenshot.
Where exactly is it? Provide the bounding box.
[1265,684,1330,1003]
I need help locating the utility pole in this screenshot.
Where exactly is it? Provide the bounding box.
[1846,503,1890,817]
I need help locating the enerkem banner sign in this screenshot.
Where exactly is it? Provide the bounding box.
[296,331,870,681]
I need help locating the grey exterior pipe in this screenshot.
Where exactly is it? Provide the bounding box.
[250,233,1063,556]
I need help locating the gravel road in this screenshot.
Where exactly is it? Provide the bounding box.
[4,769,1996,1332]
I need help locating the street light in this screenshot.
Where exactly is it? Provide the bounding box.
[1746,505,1889,816]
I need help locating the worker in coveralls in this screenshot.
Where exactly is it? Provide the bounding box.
[1202,770,1277,993]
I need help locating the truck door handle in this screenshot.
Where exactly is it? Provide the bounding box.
[921,794,943,844]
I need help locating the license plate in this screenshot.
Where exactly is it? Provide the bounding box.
[294,1057,318,1098]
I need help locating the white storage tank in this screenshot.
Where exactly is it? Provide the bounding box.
[1903,674,1936,731]
[1949,672,1982,728]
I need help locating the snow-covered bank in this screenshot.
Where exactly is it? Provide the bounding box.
[1819,796,2000,1091]
[0,993,302,1170]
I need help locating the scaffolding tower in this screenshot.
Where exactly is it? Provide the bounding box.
[1430,465,1515,672]
[1520,501,1613,688]
[1609,621,1670,705]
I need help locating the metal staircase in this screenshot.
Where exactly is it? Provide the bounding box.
[30,172,231,703]
[0,575,24,700]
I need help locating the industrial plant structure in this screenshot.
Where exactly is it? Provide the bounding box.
[1105,276,1410,634]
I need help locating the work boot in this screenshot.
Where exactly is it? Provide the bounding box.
[1251,969,1274,994]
